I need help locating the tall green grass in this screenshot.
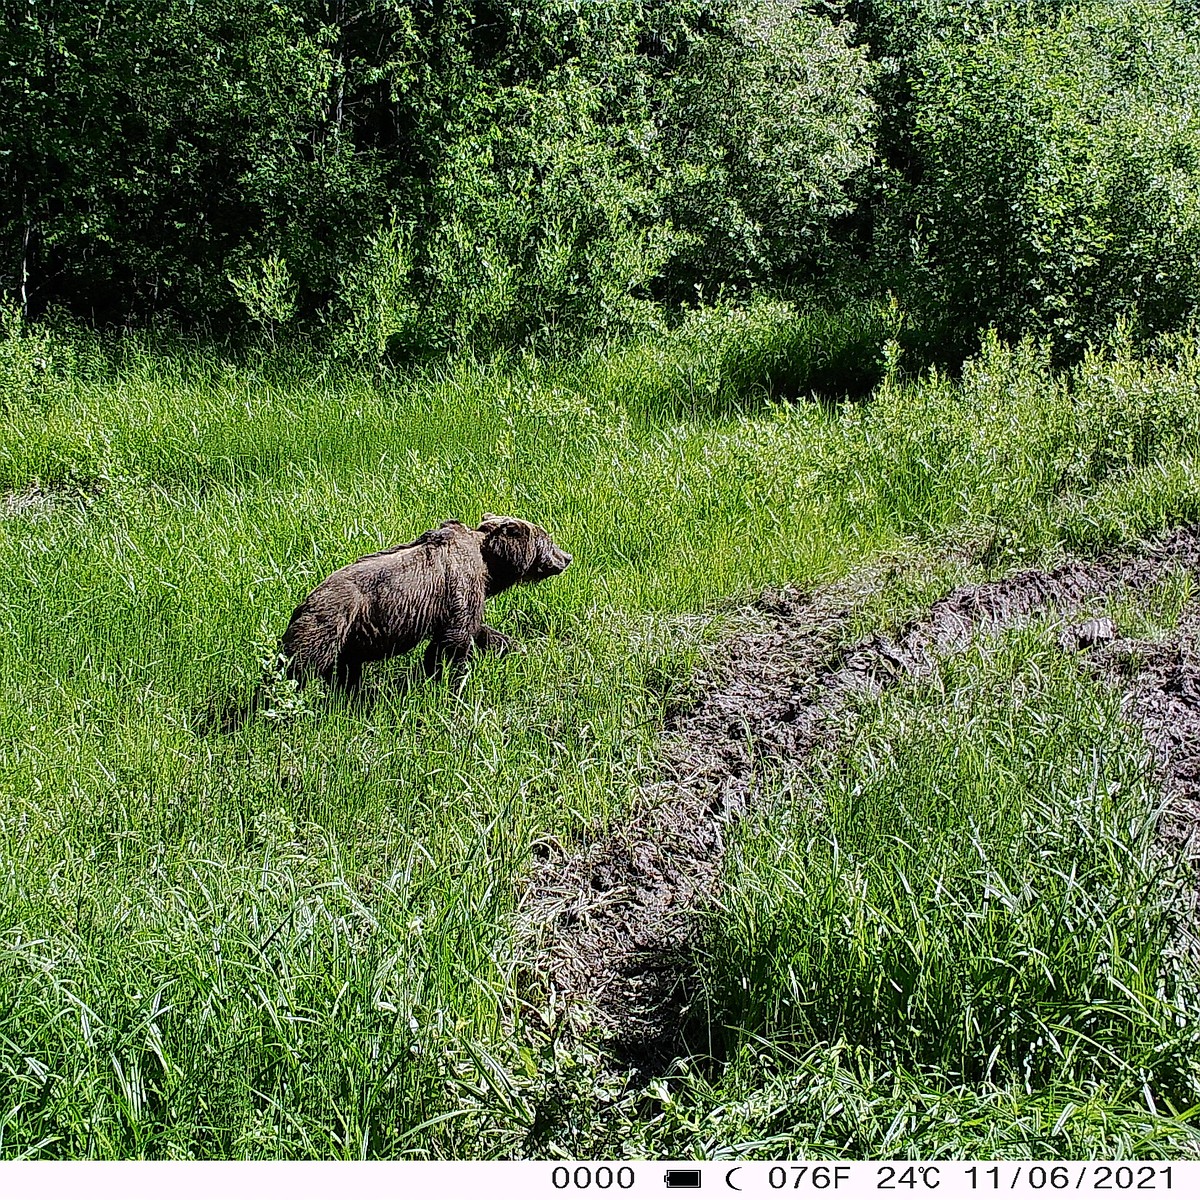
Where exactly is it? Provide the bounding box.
[696,629,1199,1155]
[2,306,1200,1156]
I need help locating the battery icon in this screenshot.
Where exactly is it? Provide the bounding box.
[664,1170,702,1189]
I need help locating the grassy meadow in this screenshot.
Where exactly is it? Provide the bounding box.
[3,306,1200,1157]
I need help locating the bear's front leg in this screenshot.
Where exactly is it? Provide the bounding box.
[425,579,487,680]
[474,625,512,656]
[423,632,474,680]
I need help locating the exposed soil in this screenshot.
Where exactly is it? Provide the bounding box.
[1091,608,1200,872]
[519,527,1200,1073]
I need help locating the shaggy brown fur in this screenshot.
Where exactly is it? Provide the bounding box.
[280,514,572,689]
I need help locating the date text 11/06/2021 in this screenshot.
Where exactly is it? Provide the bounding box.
[550,1163,1175,1196]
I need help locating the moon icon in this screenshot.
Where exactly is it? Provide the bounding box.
[725,1166,743,1191]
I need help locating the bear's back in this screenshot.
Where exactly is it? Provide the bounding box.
[340,521,483,595]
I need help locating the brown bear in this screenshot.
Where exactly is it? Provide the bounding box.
[279,514,571,689]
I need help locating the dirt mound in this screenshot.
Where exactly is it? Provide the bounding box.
[1092,610,1200,871]
[519,527,1200,1071]
[519,581,855,1069]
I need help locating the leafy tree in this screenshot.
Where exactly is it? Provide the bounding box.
[907,0,1200,353]
[657,0,876,296]
[1,2,394,323]
[2,0,881,351]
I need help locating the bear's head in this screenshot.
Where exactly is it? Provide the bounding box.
[479,514,572,595]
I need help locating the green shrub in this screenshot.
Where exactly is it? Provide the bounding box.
[4,1,884,354]
[404,70,676,357]
[0,302,68,414]
[908,0,1200,354]
[328,220,418,367]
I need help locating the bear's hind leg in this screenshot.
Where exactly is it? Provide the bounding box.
[282,581,367,690]
[333,655,364,694]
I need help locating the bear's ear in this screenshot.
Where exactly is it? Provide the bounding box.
[481,513,521,534]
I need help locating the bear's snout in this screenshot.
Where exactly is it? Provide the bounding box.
[550,549,572,573]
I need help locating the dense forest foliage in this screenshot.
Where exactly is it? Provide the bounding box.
[5,0,1200,362]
